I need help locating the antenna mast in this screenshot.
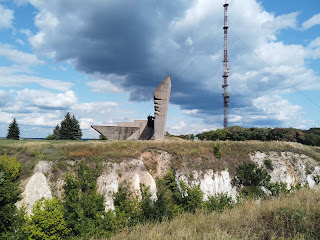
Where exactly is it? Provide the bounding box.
[222,0,230,128]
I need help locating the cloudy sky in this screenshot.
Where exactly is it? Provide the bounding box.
[0,0,320,138]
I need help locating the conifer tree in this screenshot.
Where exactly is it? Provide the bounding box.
[55,112,82,140]
[71,114,82,140]
[52,125,60,140]
[6,118,20,140]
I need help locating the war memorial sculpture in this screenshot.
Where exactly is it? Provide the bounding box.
[91,75,171,141]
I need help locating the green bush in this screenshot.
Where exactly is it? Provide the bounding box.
[63,162,113,238]
[263,159,274,171]
[205,193,234,213]
[268,182,290,196]
[0,155,22,237]
[213,143,223,159]
[23,198,70,240]
[113,184,140,228]
[233,163,271,197]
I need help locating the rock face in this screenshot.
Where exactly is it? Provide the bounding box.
[97,159,157,211]
[17,161,53,214]
[250,151,320,187]
[17,151,320,213]
[153,75,171,140]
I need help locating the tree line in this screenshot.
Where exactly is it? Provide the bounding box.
[194,126,320,146]
[4,112,82,140]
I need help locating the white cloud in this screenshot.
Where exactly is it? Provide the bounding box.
[306,37,320,59]
[0,65,32,74]
[79,118,95,129]
[19,28,32,37]
[0,89,7,106]
[17,89,78,110]
[253,95,302,123]
[183,109,198,115]
[0,42,43,65]
[263,12,299,40]
[302,13,320,30]
[71,102,119,117]
[0,74,73,91]
[16,39,24,45]
[86,73,126,93]
[185,37,193,47]
[34,10,59,30]
[0,4,14,29]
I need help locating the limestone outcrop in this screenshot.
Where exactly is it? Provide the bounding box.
[17,150,320,213]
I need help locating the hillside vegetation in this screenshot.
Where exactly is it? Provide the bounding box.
[110,187,320,240]
[1,139,320,239]
[1,139,320,180]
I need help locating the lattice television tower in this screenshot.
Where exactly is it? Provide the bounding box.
[222,0,230,128]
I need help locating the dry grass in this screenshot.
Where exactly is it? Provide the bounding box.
[0,139,319,180]
[110,187,320,240]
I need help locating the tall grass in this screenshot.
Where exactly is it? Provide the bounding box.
[110,187,320,240]
[0,139,319,179]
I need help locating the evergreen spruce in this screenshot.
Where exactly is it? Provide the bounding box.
[71,114,82,140]
[52,112,82,140]
[52,125,60,140]
[6,118,20,140]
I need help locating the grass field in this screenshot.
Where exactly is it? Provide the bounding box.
[110,187,320,240]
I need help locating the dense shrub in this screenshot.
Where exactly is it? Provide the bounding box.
[63,162,114,238]
[213,143,223,158]
[0,154,22,238]
[233,163,271,197]
[205,193,234,213]
[23,198,70,240]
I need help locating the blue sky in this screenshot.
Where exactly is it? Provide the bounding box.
[0,0,319,138]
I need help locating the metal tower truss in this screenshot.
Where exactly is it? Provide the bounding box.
[222,0,230,128]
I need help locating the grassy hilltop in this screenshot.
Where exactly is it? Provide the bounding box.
[1,138,320,180]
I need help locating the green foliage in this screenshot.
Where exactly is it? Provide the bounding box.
[268,182,291,196]
[213,143,223,158]
[113,184,140,227]
[233,163,271,197]
[263,159,274,171]
[267,207,320,239]
[164,170,203,213]
[23,198,70,240]
[6,118,20,140]
[52,125,60,140]
[0,155,22,238]
[52,113,82,140]
[178,181,203,212]
[45,134,54,140]
[196,126,320,147]
[205,193,234,213]
[139,184,156,222]
[63,162,113,238]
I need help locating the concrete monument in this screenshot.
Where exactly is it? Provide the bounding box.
[153,75,171,140]
[91,75,171,140]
